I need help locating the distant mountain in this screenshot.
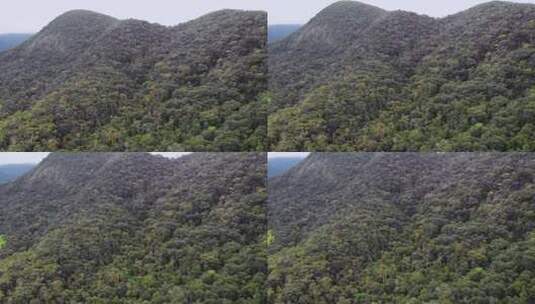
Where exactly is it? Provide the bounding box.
[268,1,535,151]
[0,152,267,302]
[0,163,35,183]
[0,33,32,52]
[268,24,301,43]
[267,156,305,178]
[0,10,267,151]
[268,153,535,303]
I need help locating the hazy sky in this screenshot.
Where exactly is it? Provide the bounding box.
[152,152,192,159]
[0,153,50,165]
[0,152,309,164]
[1,0,534,33]
[268,0,535,24]
[0,152,191,165]
[268,152,310,159]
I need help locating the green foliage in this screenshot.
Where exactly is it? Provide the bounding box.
[0,10,267,151]
[269,2,535,151]
[266,230,275,246]
[0,235,6,249]
[0,153,267,303]
[268,153,535,303]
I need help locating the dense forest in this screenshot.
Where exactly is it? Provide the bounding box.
[0,34,32,52]
[0,10,267,151]
[268,1,535,151]
[0,153,267,303]
[268,153,535,303]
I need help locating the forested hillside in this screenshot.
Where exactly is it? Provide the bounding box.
[268,1,535,151]
[0,153,267,303]
[0,10,267,151]
[268,153,535,303]
[0,34,32,52]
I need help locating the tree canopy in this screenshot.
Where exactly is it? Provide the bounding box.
[268,153,535,303]
[269,1,535,151]
[0,153,267,303]
[0,10,267,151]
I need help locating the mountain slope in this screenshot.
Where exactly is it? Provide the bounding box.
[268,1,535,151]
[0,152,267,303]
[267,153,535,303]
[0,9,267,151]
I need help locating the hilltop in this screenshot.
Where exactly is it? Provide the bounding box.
[0,9,267,151]
[0,152,267,302]
[268,152,535,303]
[268,1,535,151]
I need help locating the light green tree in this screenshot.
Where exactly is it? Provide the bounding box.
[0,235,6,249]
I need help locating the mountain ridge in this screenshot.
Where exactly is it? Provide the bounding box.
[268,153,535,302]
[0,152,267,302]
[0,9,267,151]
[268,0,535,151]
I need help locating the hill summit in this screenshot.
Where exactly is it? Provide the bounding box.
[268,0,535,152]
[268,152,535,302]
[0,9,267,151]
[0,152,267,302]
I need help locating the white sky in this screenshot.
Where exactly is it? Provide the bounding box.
[0,153,50,165]
[268,0,535,24]
[151,152,192,159]
[0,152,307,164]
[268,152,310,159]
[0,152,191,165]
[1,0,534,33]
